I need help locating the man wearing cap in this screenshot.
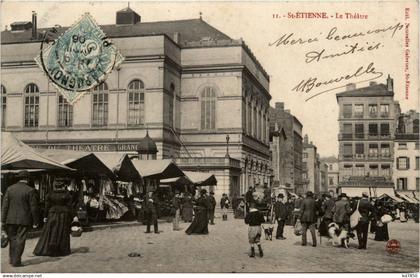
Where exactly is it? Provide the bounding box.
[356,192,372,249]
[1,171,40,267]
[274,194,287,240]
[332,193,352,247]
[299,191,317,247]
[245,186,255,215]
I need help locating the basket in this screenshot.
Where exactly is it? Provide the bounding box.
[70,221,83,237]
[1,230,8,248]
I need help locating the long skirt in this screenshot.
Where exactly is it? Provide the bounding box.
[34,211,72,257]
[182,207,193,222]
[319,218,332,237]
[374,223,389,241]
[185,208,208,235]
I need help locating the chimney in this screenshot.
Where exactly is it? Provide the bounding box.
[304,134,309,144]
[173,32,180,44]
[32,11,37,39]
[275,102,284,110]
[346,83,356,91]
[386,74,394,92]
[369,81,377,86]
[116,7,141,25]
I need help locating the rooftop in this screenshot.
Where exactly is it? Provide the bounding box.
[336,83,394,99]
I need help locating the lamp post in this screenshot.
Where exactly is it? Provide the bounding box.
[225,134,230,158]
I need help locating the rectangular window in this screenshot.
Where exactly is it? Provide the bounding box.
[343,144,352,158]
[128,91,145,125]
[381,164,391,177]
[369,164,379,176]
[416,156,419,170]
[397,178,407,190]
[329,164,333,171]
[303,153,308,159]
[380,144,390,157]
[397,157,409,170]
[343,104,352,118]
[343,164,353,176]
[354,104,364,117]
[380,123,390,137]
[398,142,408,149]
[416,178,419,191]
[368,143,378,157]
[380,104,389,117]
[368,123,378,137]
[329,177,334,185]
[343,124,352,139]
[58,96,73,127]
[416,142,420,150]
[369,104,378,117]
[355,164,365,176]
[24,95,39,127]
[355,123,364,139]
[355,143,364,157]
[92,93,108,127]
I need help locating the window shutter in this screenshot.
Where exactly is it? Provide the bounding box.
[407,158,410,169]
[397,158,400,170]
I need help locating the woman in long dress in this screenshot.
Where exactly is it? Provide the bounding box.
[373,201,389,242]
[182,193,193,222]
[34,179,75,257]
[185,189,209,235]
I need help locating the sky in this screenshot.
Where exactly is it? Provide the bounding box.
[1,1,418,157]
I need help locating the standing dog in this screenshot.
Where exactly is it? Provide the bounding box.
[328,222,349,248]
[261,223,274,241]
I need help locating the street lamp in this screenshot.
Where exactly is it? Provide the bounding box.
[225,134,230,158]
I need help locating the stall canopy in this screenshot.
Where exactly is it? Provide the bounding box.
[1,132,73,171]
[377,193,405,203]
[38,149,116,180]
[131,159,184,180]
[397,193,419,204]
[94,153,142,182]
[182,171,217,186]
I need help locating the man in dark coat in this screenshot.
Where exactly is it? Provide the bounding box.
[299,191,317,247]
[333,193,352,247]
[208,192,216,225]
[319,193,335,237]
[1,171,39,267]
[145,198,159,234]
[356,192,371,249]
[245,186,255,215]
[274,194,287,240]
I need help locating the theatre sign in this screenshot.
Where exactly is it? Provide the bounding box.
[31,143,139,152]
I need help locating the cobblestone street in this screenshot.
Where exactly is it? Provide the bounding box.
[2,214,419,273]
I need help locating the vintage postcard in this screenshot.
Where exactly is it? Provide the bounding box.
[0,0,419,275]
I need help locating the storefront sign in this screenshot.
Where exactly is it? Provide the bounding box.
[32,143,138,152]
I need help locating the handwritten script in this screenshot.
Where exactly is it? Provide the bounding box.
[269,22,404,101]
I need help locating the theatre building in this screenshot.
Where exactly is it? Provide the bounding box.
[0,8,272,199]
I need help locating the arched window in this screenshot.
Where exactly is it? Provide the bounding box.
[127,80,145,125]
[58,95,73,127]
[413,119,419,134]
[200,87,216,130]
[92,83,108,127]
[1,85,6,128]
[24,83,40,127]
[168,83,175,127]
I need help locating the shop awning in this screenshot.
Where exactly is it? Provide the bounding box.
[1,132,74,171]
[94,153,142,182]
[131,159,184,180]
[38,149,116,180]
[400,194,419,204]
[377,193,404,203]
[183,171,217,186]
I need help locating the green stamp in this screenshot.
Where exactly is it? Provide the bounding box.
[35,13,124,104]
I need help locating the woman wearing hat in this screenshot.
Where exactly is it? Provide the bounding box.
[185,189,209,235]
[33,177,76,257]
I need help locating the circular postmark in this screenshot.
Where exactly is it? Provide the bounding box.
[36,13,123,104]
[386,239,401,254]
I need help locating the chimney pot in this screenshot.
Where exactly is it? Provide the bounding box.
[32,11,37,39]
[386,74,394,92]
[275,102,284,110]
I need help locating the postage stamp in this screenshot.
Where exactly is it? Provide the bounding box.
[35,13,124,104]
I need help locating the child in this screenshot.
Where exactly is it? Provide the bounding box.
[244,203,265,257]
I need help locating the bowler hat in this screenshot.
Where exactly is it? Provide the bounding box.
[306,191,314,197]
[339,193,348,198]
[16,170,29,179]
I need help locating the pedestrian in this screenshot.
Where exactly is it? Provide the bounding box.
[332,193,352,247]
[186,189,209,235]
[285,196,295,226]
[299,191,317,247]
[171,193,181,231]
[245,203,265,257]
[355,192,371,249]
[182,193,193,222]
[34,178,76,256]
[373,200,390,241]
[293,194,303,225]
[208,191,216,225]
[145,197,159,234]
[1,171,40,267]
[245,186,255,215]
[319,193,334,237]
[220,193,230,221]
[274,194,287,240]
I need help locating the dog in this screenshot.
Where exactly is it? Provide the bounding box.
[261,223,274,241]
[328,222,350,248]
